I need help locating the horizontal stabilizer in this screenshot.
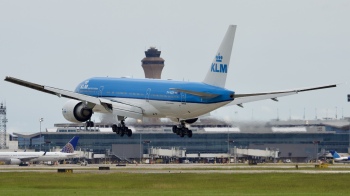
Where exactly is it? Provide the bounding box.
[226,84,337,106]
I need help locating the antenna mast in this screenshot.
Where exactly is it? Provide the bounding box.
[0,102,8,149]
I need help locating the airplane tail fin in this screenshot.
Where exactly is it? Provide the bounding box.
[203,25,237,88]
[60,136,79,153]
[330,150,340,158]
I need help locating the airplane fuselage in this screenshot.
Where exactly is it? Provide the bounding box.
[0,152,75,162]
[74,77,235,119]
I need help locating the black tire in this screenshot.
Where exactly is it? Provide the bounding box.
[127,129,132,137]
[176,129,181,135]
[172,125,177,133]
[120,128,125,137]
[112,124,117,132]
[180,129,185,137]
[116,127,120,135]
[188,130,193,138]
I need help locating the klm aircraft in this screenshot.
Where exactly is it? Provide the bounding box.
[5,25,336,138]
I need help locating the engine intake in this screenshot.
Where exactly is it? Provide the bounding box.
[62,100,93,123]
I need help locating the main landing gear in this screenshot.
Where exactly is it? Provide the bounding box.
[86,121,94,128]
[172,122,193,138]
[112,120,132,137]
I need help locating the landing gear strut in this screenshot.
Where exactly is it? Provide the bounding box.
[172,121,193,138]
[85,120,94,131]
[86,121,94,128]
[112,120,132,137]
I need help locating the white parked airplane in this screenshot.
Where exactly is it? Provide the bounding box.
[0,136,79,165]
[5,25,336,138]
[330,150,350,162]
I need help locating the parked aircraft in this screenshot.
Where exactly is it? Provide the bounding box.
[329,150,350,162]
[0,136,79,165]
[4,25,336,138]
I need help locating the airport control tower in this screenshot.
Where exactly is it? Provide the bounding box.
[141,47,165,79]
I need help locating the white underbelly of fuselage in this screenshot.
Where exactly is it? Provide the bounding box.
[109,98,231,120]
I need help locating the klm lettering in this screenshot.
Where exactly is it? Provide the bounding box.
[211,63,227,73]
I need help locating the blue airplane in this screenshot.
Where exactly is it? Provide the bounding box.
[4,25,336,138]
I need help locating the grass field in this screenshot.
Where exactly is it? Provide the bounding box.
[1,172,350,195]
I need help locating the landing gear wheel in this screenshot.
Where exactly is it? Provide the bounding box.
[127,129,132,137]
[86,121,94,127]
[176,129,181,135]
[180,128,185,137]
[172,125,177,133]
[112,124,117,132]
[113,120,132,138]
[173,121,193,138]
[188,130,193,138]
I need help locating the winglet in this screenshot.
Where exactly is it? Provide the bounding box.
[61,136,79,153]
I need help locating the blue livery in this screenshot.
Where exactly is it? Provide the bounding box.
[61,136,79,153]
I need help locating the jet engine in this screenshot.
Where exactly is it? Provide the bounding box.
[62,100,93,123]
[8,158,21,165]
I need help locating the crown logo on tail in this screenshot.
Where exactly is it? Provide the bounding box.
[215,53,223,62]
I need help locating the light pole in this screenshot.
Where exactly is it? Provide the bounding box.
[143,140,151,163]
[39,118,43,151]
[313,141,320,163]
[226,139,234,163]
[335,107,337,119]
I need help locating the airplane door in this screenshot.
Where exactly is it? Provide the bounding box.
[98,86,104,97]
[181,92,186,104]
[145,88,151,102]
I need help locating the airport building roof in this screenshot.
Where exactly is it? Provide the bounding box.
[48,118,350,134]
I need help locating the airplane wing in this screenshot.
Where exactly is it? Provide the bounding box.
[228,84,337,107]
[16,156,41,162]
[4,76,143,119]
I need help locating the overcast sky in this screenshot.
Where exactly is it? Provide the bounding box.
[0,0,349,133]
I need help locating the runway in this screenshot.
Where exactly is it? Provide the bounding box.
[1,163,350,174]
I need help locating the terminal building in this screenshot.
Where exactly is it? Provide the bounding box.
[11,118,350,163]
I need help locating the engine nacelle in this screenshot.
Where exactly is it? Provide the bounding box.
[168,118,199,124]
[184,118,198,124]
[8,158,21,165]
[62,100,93,123]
